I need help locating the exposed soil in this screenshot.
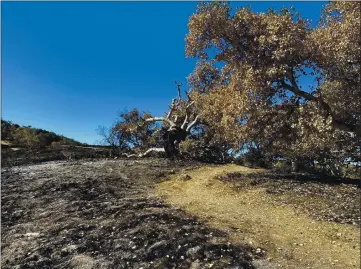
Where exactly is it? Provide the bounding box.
[157,165,360,269]
[1,159,260,269]
[217,171,360,226]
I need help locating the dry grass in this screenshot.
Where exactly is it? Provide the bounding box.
[156,164,360,269]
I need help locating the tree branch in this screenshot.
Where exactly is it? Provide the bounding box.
[181,101,195,130]
[186,115,199,132]
[281,70,360,134]
[175,81,182,100]
[167,98,177,120]
[173,115,179,123]
[185,90,192,102]
[122,147,165,158]
[181,114,189,130]
[280,80,317,102]
[332,119,361,133]
[186,101,195,109]
[145,117,176,127]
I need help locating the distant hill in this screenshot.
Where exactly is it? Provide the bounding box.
[1,119,85,148]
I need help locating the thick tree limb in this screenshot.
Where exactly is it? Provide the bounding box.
[122,147,165,158]
[122,153,138,158]
[173,115,179,123]
[145,117,176,127]
[281,70,360,134]
[332,119,361,133]
[181,114,189,130]
[140,147,165,157]
[186,115,199,132]
[181,101,195,130]
[280,80,316,102]
[167,98,177,120]
[186,101,195,109]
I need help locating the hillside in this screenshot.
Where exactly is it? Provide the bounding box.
[1,120,114,167]
[1,119,83,148]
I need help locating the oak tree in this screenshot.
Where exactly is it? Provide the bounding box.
[185,2,360,172]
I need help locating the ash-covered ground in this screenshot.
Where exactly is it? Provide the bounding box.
[1,159,259,269]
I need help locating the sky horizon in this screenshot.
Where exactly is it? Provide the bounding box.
[2,1,326,144]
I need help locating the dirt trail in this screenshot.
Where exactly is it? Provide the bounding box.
[156,165,360,269]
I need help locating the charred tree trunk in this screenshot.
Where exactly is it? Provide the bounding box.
[162,126,188,158]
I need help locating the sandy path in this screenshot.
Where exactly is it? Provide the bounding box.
[156,165,360,269]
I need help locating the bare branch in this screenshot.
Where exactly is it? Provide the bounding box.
[186,101,195,109]
[140,147,165,157]
[181,114,189,130]
[122,147,165,158]
[186,115,199,132]
[122,153,138,158]
[166,98,177,120]
[175,81,182,100]
[145,117,176,127]
[181,101,196,130]
[185,90,192,101]
[96,126,116,147]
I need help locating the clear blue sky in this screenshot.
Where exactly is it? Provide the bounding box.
[2,1,326,144]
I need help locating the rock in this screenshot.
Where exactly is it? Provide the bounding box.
[186,246,203,258]
[190,260,201,269]
[177,174,192,181]
[24,232,40,238]
[145,240,169,259]
[61,245,78,255]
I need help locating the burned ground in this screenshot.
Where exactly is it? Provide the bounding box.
[1,146,113,167]
[1,159,258,269]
